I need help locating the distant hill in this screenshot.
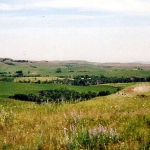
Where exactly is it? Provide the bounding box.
[0,57,150,67]
[1,57,150,79]
[134,61,150,64]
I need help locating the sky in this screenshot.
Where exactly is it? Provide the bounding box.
[0,0,150,63]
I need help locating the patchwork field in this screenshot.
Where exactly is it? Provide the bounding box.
[0,58,150,149]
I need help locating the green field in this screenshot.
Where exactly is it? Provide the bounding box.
[0,59,150,149]
[1,59,150,78]
[0,81,122,99]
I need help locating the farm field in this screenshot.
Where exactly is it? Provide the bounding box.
[0,59,150,149]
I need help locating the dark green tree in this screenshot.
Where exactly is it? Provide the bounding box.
[56,68,62,73]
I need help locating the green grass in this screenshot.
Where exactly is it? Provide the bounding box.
[1,60,150,78]
[0,81,121,98]
[0,83,150,149]
[1,60,150,149]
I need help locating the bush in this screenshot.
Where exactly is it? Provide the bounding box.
[0,77,14,82]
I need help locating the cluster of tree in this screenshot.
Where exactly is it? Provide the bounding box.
[4,62,15,66]
[0,72,11,77]
[0,72,8,74]
[49,75,150,86]
[9,88,111,103]
[14,70,24,77]
[12,74,150,85]
[12,60,28,62]
[0,58,12,62]
[0,77,14,82]
[30,65,37,68]
[0,70,24,78]
[55,68,62,73]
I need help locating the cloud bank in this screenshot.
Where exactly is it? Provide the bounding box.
[0,0,150,62]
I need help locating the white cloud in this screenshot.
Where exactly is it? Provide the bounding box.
[0,0,150,15]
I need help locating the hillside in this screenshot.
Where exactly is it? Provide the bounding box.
[1,58,150,78]
[0,83,150,149]
[0,58,150,149]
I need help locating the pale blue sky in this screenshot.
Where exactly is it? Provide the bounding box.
[0,0,150,62]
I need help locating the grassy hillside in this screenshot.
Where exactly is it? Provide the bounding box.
[1,58,150,78]
[0,83,150,149]
[0,58,150,149]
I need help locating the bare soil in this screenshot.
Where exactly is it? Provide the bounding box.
[126,84,150,94]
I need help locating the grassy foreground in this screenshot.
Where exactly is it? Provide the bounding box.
[0,83,150,149]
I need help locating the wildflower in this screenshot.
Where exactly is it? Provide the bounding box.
[70,125,76,132]
[70,111,77,124]
[63,127,69,141]
[109,128,118,137]
[88,128,92,139]
[98,124,105,133]
[93,129,98,136]
[73,117,77,124]
[78,111,82,119]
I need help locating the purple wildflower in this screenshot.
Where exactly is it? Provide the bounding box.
[93,129,98,136]
[98,124,105,133]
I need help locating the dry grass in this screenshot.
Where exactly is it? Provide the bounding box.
[14,77,62,83]
[0,83,150,149]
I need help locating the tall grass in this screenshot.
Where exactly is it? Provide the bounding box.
[0,84,150,149]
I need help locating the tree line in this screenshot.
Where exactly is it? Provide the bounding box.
[48,75,150,86]
[2,74,150,85]
[9,88,111,103]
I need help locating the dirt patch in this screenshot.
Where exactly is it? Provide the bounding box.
[125,88,134,93]
[133,84,150,92]
[125,84,150,94]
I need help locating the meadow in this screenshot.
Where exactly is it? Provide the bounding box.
[0,81,150,149]
[0,59,150,149]
[1,58,150,78]
[0,82,120,99]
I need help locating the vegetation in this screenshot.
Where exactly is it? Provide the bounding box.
[0,82,120,99]
[64,113,120,149]
[9,88,111,103]
[48,75,150,86]
[0,84,150,149]
[55,68,62,73]
[0,58,150,149]
[1,58,150,78]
